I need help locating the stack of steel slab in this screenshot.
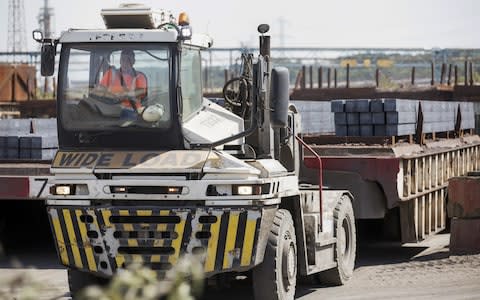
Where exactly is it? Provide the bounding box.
[0,119,31,159]
[383,99,418,136]
[292,100,334,134]
[459,102,475,130]
[422,101,455,133]
[0,118,58,160]
[331,98,419,136]
[31,118,58,160]
[331,99,475,137]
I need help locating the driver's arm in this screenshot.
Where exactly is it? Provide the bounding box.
[135,72,148,103]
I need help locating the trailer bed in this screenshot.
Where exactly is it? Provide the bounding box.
[302,135,480,243]
[0,161,52,200]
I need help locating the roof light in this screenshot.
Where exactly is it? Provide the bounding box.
[178,12,190,26]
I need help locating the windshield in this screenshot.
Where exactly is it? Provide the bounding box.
[59,43,172,131]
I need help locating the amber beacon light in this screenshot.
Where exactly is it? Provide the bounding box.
[178,12,190,26]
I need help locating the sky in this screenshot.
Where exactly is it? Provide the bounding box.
[0,0,479,52]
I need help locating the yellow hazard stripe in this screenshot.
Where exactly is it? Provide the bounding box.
[169,215,186,265]
[223,212,239,269]
[205,214,221,272]
[101,210,112,227]
[152,210,169,263]
[241,218,257,267]
[137,210,152,216]
[63,209,83,269]
[51,210,69,265]
[116,255,125,269]
[75,210,97,272]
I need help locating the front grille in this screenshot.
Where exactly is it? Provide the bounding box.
[47,206,263,277]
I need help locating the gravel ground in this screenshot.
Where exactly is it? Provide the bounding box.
[0,233,479,300]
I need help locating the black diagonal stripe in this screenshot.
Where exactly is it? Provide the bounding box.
[250,215,262,265]
[71,208,89,270]
[214,212,230,271]
[181,212,193,253]
[233,211,248,268]
[95,209,105,231]
[57,208,75,268]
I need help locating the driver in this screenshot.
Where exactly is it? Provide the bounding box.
[99,49,147,118]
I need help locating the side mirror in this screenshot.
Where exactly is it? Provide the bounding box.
[40,44,56,76]
[270,67,290,128]
[32,30,56,76]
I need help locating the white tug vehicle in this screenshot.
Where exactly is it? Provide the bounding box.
[34,4,356,299]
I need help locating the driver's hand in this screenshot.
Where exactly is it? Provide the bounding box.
[125,90,137,98]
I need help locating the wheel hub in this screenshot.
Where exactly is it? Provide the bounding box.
[282,240,296,290]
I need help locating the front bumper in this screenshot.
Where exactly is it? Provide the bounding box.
[47,205,276,277]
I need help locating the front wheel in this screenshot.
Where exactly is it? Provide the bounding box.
[317,195,356,285]
[252,209,297,300]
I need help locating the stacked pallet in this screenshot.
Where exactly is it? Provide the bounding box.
[0,118,58,160]
[292,100,334,134]
[331,99,475,137]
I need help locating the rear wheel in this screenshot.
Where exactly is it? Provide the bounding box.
[317,195,356,285]
[252,209,297,300]
[68,269,108,299]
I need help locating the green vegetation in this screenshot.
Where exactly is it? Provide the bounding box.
[79,256,204,300]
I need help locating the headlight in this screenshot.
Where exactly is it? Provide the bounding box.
[207,184,270,196]
[235,185,253,195]
[50,184,89,195]
[50,185,73,195]
[232,185,264,196]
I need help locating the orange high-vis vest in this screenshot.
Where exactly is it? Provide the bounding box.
[100,68,147,109]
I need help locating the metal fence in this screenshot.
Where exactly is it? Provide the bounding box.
[2,48,480,96]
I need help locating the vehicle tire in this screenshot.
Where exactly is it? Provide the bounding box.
[0,216,5,252]
[68,268,107,299]
[317,195,356,286]
[252,209,297,300]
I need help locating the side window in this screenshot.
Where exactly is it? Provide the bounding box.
[66,48,90,99]
[180,48,202,118]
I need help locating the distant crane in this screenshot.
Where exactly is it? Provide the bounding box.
[7,0,27,59]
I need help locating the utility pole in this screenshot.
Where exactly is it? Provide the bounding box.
[38,0,54,39]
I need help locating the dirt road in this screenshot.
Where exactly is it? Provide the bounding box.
[0,233,479,299]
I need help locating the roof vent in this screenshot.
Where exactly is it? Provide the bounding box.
[101,4,175,29]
